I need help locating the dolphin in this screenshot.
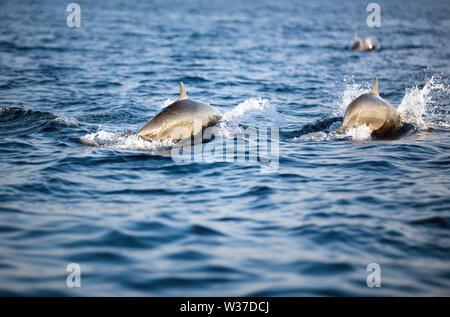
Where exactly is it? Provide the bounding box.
[138,82,222,142]
[352,33,375,51]
[338,78,403,138]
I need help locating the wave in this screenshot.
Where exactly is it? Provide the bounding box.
[0,107,82,137]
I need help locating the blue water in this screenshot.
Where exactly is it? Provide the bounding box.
[0,0,449,296]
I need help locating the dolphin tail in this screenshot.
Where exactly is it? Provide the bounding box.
[371,77,379,95]
[178,81,187,100]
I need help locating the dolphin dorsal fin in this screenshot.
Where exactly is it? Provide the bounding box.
[371,77,379,95]
[178,82,187,100]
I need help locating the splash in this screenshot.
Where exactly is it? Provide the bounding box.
[222,98,273,122]
[343,124,372,141]
[79,130,173,151]
[215,97,284,139]
[333,77,371,116]
[398,76,449,129]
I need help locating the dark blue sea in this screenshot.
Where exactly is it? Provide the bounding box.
[0,0,449,296]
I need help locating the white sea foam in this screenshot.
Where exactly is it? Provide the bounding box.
[79,130,173,151]
[296,124,372,142]
[343,124,372,141]
[295,131,331,142]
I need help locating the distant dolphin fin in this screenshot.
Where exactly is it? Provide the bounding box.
[371,77,379,95]
[178,81,187,100]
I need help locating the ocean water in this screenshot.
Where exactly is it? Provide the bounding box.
[0,0,449,296]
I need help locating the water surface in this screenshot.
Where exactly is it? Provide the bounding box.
[0,0,449,296]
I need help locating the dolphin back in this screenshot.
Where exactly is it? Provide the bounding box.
[339,93,402,137]
[351,34,375,51]
[138,99,221,142]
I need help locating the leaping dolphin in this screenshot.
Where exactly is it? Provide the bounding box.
[338,78,403,138]
[138,82,222,142]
